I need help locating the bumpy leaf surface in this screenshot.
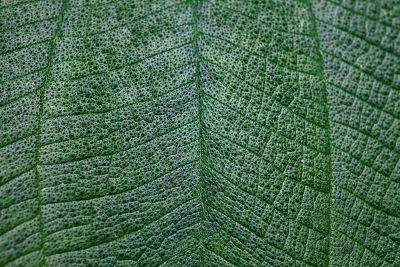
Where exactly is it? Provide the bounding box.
[1,0,399,266]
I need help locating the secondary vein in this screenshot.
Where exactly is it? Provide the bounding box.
[305,0,334,266]
[33,0,68,265]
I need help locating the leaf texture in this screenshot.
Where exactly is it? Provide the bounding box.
[0,0,399,266]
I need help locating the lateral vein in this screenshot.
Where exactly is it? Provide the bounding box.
[305,0,334,266]
[33,0,68,265]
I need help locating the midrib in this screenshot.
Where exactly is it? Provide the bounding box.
[190,0,207,266]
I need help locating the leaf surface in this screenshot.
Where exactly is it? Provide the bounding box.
[0,0,399,266]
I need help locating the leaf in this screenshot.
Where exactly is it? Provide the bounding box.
[1,0,399,266]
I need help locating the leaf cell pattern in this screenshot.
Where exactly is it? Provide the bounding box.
[0,0,399,266]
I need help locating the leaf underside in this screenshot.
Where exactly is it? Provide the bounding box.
[1,0,399,266]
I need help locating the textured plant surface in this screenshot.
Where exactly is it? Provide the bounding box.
[1,0,400,266]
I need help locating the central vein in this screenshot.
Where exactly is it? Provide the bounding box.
[190,0,206,265]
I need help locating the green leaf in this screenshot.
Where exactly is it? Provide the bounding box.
[1,0,399,266]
